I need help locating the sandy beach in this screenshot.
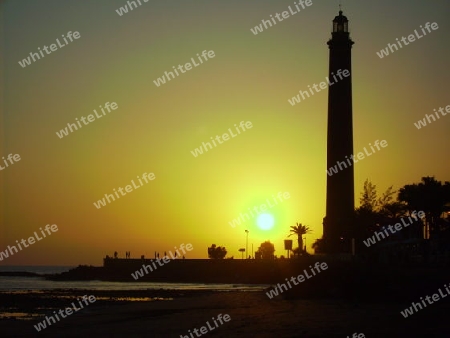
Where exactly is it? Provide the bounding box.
[1,289,450,337]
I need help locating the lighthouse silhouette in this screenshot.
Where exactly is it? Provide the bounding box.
[323,9,355,254]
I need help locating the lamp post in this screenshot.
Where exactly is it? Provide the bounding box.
[245,230,249,259]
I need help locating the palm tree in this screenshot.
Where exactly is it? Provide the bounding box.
[289,223,312,254]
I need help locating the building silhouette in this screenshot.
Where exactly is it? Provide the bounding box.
[323,10,355,254]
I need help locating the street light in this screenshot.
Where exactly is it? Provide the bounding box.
[245,230,249,259]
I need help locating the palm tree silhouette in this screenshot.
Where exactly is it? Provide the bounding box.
[289,223,312,254]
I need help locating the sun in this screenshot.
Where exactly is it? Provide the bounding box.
[256,213,274,231]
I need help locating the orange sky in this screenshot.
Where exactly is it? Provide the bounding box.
[1,0,449,265]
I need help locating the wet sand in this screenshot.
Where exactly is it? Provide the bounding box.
[1,290,450,337]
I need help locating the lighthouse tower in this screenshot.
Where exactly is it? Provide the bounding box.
[323,10,355,254]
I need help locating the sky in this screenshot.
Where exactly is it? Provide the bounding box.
[1,0,449,265]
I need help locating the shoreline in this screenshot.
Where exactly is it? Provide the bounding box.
[1,289,450,337]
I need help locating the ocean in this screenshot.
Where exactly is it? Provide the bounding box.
[0,266,267,291]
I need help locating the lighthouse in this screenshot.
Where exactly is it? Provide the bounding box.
[323,10,355,254]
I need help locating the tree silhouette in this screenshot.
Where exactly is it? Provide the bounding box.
[289,223,312,253]
[207,244,227,259]
[398,176,450,238]
[256,241,275,259]
[355,180,410,242]
[312,238,325,254]
[358,179,402,216]
[354,177,450,245]
[359,179,378,212]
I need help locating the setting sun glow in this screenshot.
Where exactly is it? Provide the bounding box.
[257,214,275,231]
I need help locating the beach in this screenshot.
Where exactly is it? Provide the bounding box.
[1,289,450,337]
